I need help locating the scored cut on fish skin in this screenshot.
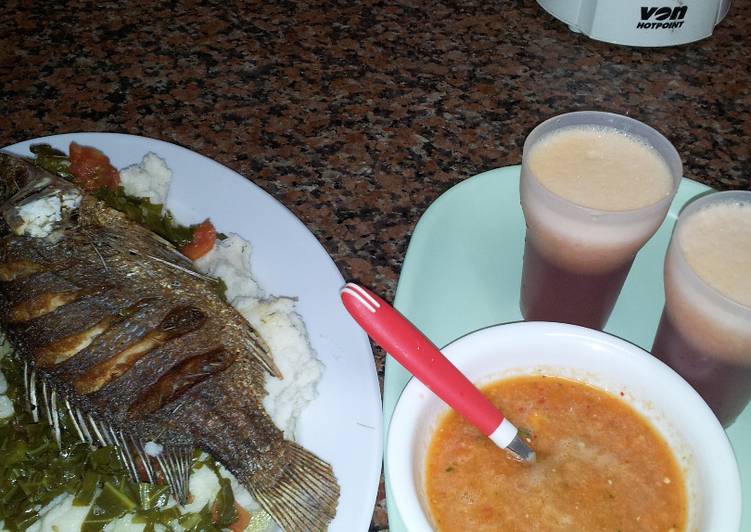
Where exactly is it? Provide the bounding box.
[0,152,340,531]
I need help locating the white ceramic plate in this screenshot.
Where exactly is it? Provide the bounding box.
[2,133,383,532]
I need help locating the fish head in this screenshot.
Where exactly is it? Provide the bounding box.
[0,152,82,238]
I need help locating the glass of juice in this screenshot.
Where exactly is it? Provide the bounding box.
[651,191,751,427]
[519,111,682,330]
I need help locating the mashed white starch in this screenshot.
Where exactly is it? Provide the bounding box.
[195,235,324,439]
[0,358,13,420]
[119,153,173,205]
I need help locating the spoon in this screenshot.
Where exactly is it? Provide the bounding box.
[340,282,535,462]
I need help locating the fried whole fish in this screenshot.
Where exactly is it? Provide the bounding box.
[0,152,339,531]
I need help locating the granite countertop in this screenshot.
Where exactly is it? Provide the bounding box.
[1,1,749,529]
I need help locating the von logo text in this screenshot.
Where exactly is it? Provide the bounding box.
[637,6,687,29]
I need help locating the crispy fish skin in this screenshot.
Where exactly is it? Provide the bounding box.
[0,152,340,530]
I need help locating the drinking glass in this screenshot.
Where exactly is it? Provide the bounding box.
[651,191,751,427]
[519,111,682,329]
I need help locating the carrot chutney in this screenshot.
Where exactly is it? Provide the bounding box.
[425,376,687,531]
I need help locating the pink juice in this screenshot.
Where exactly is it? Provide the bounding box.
[651,195,751,427]
[520,122,676,329]
[520,238,634,330]
[653,311,751,427]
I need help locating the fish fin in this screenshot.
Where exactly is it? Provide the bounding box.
[246,329,283,379]
[250,441,339,531]
[154,444,193,504]
[23,362,193,504]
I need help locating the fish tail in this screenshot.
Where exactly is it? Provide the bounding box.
[250,441,340,531]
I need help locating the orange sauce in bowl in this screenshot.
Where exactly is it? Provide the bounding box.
[425,376,687,532]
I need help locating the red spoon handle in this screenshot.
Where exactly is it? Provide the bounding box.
[341,282,508,437]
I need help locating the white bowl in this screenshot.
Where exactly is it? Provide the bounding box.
[386,321,741,532]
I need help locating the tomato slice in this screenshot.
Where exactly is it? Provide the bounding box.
[229,504,251,532]
[181,219,216,260]
[69,142,120,192]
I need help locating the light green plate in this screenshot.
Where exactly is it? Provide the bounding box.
[384,165,749,532]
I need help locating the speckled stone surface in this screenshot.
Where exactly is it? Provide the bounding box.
[1,1,749,529]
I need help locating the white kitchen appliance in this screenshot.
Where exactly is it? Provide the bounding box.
[537,0,732,47]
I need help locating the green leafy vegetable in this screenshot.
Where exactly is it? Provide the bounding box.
[213,477,239,527]
[74,472,100,506]
[28,144,74,180]
[131,484,182,531]
[82,479,139,531]
[94,186,197,248]
[0,351,234,531]
[177,505,223,531]
[0,353,94,530]
[137,483,170,511]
